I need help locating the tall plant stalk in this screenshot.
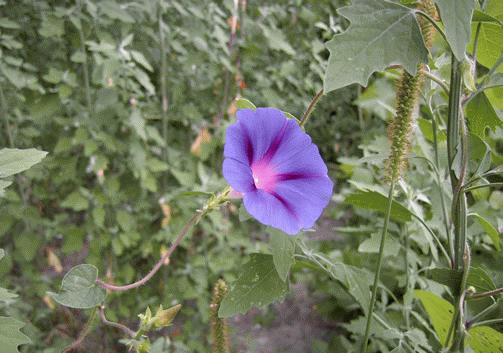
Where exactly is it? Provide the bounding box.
[447,55,470,352]
[158,2,169,191]
[361,181,395,353]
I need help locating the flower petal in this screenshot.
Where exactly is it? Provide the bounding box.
[243,190,301,235]
[273,176,333,229]
[235,108,289,164]
[222,158,255,193]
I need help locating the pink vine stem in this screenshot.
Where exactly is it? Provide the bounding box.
[96,212,203,292]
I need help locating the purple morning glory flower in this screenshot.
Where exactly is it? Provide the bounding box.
[223,107,333,235]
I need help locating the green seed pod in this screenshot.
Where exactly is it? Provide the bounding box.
[386,0,435,182]
[210,279,231,353]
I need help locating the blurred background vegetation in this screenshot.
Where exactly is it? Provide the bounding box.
[1,0,502,352]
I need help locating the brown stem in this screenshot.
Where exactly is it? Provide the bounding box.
[96,212,203,291]
[299,89,324,127]
[468,287,503,300]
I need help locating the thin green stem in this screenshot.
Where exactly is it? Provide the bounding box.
[403,225,411,329]
[158,3,169,190]
[472,22,482,83]
[411,213,452,265]
[76,4,92,116]
[464,182,503,193]
[431,108,454,264]
[466,299,498,328]
[468,287,503,300]
[361,181,395,353]
[0,84,14,146]
[62,308,97,353]
[422,69,450,94]
[415,11,449,49]
[299,89,324,127]
[447,57,463,196]
[471,318,503,328]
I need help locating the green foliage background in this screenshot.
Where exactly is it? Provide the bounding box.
[1,0,502,352]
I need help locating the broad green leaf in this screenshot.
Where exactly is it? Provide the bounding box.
[0,317,31,353]
[235,98,256,110]
[467,326,503,353]
[0,287,17,302]
[466,92,503,137]
[470,213,501,251]
[482,73,503,90]
[269,230,295,282]
[48,264,106,309]
[418,118,447,143]
[415,290,454,345]
[486,0,503,20]
[469,23,503,72]
[218,254,288,318]
[358,233,400,257]
[345,190,413,223]
[0,148,47,178]
[428,267,496,293]
[324,0,428,92]
[472,10,503,26]
[435,0,475,60]
[0,180,12,196]
[329,263,371,314]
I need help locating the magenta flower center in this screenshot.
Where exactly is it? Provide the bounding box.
[251,160,277,192]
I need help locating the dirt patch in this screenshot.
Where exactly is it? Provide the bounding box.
[229,284,336,353]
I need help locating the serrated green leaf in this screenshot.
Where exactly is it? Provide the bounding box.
[48,264,106,309]
[466,92,503,137]
[0,317,31,353]
[324,0,428,92]
[470,213,501,251]
[435,0,475,60]
[269,229,295,282]
[345,190,413,223]
[467,326,503,353]
[415,290,454,345]
[218,253,288,318]
[235,98,256,110]
[0,148,47,178]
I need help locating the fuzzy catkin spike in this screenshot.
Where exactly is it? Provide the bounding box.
[210,279,230,353]
[385,0,435,182]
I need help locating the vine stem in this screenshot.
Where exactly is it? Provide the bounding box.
[61,308,97,353]
[98,306,136,337]
[361,181,396,353]
[96,211,203,291]
[299,89,324,127]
